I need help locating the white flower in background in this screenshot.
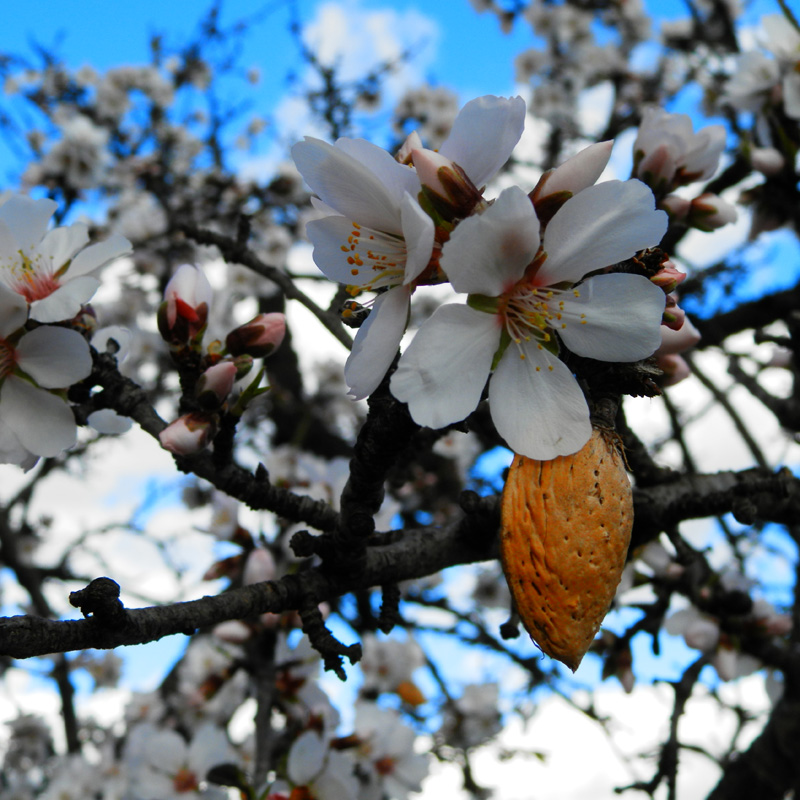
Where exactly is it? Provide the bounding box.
[0,195,131,323]
[87,325,134,434]
[762,14,800,118]
[393,84,459,148]
[725,51,781,112]
[440,683,502,748]
[360,634,426,704]
[38,114,111,190]
[126,722,234,799]
[292,94,525,400]
[286,729,359,800]
[391,180,667,460]
[633,107,726,194]
[354,703,430,800]
[0,285,92,462]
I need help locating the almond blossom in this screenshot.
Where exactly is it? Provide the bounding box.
[0,195,131,323]
[390,180,667,460]
[292,94,525,400]
[0,284,92,462]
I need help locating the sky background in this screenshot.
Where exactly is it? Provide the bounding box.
[0,1,796,797]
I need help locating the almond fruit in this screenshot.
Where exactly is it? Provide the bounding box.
[499,429,633,671]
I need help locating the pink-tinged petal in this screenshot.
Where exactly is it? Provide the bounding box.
[400,192,435,283]
[29,276,101,322]
[292,137,403,235]
[16,326,92,387]
[390,304,499,428]
[442,186,539,295]
[0,377,77,456]
[334,137,421,201]
[37,223,90,271]
[534,141,613,199]
[440,95,526,187]
[345,286,410,400]
[306,216,404,286]
[489,341,591,459]
[0,285,28,337]
[540,180,667,285]
[0,196,57,251]
[657,318,701,356]
[67,233,132,277]
[557,274,666,361]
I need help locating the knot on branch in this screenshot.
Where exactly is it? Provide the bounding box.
[377,583,402,634]
[69,578,126,626]
[299,603,361,681]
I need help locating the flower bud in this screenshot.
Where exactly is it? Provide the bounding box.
[688,193,737,231]
[662,294,685,331]
[657,353,691,386]
[659,194,691,222]
[226,312,286,358]
[751,146,785,176]
[412,147,484,221]
[530,141,613,225]
[195,361,238,409]
[650,260,687,294]
[157,264,213,346]
[242,547,277,585]
[656,318,701,356]
[635,143,678,194]
[159,412,217,455]
[395,130,423,165]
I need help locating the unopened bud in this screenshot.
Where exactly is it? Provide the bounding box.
[226,312,286,358]
[657,318,701,356]
[242,547,277,585]
[662,294,685,331]
[751,146,785,176]
[688,193,737,231]
[650,260,687,294]
[159,412,217,455]
[158,264,212,346]
[657,353,691,386]
[660,194,691,222]
[395,130,423,165]
[412,148,484,221]
[195,361,238,409]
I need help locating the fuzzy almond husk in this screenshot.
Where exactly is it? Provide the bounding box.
[499,429,633,671]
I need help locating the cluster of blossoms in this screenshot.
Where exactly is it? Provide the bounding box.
[0,195,131,468]
[293,95,680,459]
[156,264,287,456]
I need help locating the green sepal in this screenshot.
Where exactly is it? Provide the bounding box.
[467,293,500,314]
[491,328,512,371]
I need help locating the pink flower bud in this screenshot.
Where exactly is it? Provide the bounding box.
[531,141,613,224]
[662,294,685,331]
[657,318,701,356]
[157,264,213,345]
[650,260,687,294]
[751,147,785,176]
[195,361,238,409]
[688,193,737,231]
[158,412,217,455]
[395,130,423,165]
[635,143,678,193]
[411,147,484,220]
[659,194,691,221]
[242,547,277,585]
[657,353,691,386]
[226,312,286,358]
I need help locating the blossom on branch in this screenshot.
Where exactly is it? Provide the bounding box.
[0,195,131,323]
[390,180,667,460]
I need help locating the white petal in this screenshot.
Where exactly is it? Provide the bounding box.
[29,276,101,322]
[440,95,526,187]
[91,325,132,360]
[16,326,92,387]
[390,304,499,428]
[334,137,421,202]
[400,193,435,283]
[0,196,57,251]
[67,233,131,277]
[37,223,90,272]
[442,186,538,295]
[288,730,326,785]
[0,418,37,469]
[306,216,404,285]
[292,137,403,234]
[557,274,666,361]
[0,378,77,456]
[539,180,667,285]
[489,341,591,459]
[536,141,613,198]
[345,286,410,400]
[0,284,28,337]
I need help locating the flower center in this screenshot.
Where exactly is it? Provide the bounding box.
[172,767,199,793]
[500,283,587,361]
[341,222,406,294]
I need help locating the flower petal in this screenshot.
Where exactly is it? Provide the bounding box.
[67,233,132,277]
[0,196,57,251]
[539,180,667,285]
[29,276,101,323]
[0,284,28,337]
[557,273,666,361]
[334,137,421,202]
[345,286,410,400]
[390,304,499,428]
[440,95,526,188]
[16,326,92,387]
[292,137,404,234]
[442,186,538,295]
[0,377,77,456]
[489,341,591,459]
[400,192,435,283]
[37,223,90,272]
